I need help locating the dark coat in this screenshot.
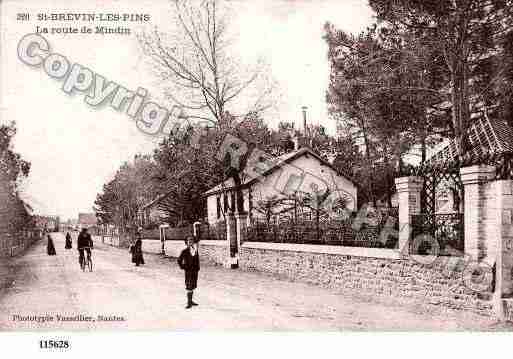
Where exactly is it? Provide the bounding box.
[177,247,200,272]
[65,233,72,249]
[47,235,56,255]
[132,239,145,265]
[77,231,93,249]
[178,247,200,290]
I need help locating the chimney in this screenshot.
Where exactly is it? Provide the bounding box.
[301,106,308,135]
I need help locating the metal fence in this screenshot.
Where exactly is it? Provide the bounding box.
[411,213,464,255]
[245,215,398,248]
[138,222,227,241]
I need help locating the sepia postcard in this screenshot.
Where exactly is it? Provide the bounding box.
[2,0,513,347]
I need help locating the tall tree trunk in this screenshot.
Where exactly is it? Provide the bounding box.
[361,128,376,207]
[421,111,427,163]
[232,173,245,214]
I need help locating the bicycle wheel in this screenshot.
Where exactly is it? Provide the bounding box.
[88,257,93,272]
[81,257,85,272]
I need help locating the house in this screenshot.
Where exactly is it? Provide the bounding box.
[137,194,170,228]
[33,215,60,231]
[78,213,97,229]
[203,146,358,226]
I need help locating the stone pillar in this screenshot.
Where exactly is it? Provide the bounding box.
[235,212,247,251]
[395,176,423,254]
[493,180,513,319]
[225,212,238,269]
[460,165,496,261]
[159,227,166,255]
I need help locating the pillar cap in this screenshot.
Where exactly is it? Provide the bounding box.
[460,165,496,185]
[234,212,248,219]
[395,176,423,192]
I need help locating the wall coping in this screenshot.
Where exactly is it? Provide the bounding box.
[395,176,423,192]
[241,241,401,259]
[199,240,227,247]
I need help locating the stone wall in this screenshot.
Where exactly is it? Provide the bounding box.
[162,240,227,266]
[237,242,494,317]
[160,239,493,316]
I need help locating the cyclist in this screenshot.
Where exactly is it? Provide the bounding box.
[77,228,93,269]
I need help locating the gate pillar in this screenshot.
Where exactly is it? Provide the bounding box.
[395,176,423,254]
[494,180,513,320]
[460,165,496,261]
[225,212,238,269]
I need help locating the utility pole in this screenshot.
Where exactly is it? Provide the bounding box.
[302,106,308,136]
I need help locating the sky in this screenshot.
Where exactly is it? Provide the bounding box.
[0,0,374,220]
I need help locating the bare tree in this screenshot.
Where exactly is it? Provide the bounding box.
[138,0,274,125]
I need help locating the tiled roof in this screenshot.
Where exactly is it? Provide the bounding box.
[203,147,350,196]
[426,115,513,166]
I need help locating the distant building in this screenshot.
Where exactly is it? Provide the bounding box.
[78,213,97,229]
[33,215,60,231]
[61,218,78,231]
[137,194,169,228]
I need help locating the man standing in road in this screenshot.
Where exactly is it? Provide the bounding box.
[177,236,200,309]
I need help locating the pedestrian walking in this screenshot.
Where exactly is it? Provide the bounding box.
[132,237,145,266]
[177,236,200,309]
[47,234,56,256]
[65,232,72,249]
[130,229,145,266]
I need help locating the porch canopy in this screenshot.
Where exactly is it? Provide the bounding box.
[402,115,513,179]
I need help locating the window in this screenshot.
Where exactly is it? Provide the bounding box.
[216,196,221,219]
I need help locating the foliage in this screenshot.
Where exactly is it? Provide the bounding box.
[138,0,276,216]
[1,122,31,193]
[93,155,158,230]
[324,0,513,205]
[1,122,33,232]
[369,0,513,145]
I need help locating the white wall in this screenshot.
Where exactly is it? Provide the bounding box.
[250,154,357,212]
[207,194,218,225]
[206,188,251,225]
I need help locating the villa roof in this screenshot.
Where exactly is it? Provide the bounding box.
[203,146,352,196]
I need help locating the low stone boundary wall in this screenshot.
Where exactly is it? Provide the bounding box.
[160,240,227,266]
[141,237,494,317]
[238,242,494,317]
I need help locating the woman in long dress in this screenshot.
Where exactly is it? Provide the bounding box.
[132,237,145,266]
[47,234,56,255]
[65,232,72,249]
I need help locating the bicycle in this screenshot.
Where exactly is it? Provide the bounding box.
[79,247,93,272]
